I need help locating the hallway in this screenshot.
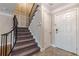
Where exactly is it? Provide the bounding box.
[0,3,79,56]
[33,47,77,56]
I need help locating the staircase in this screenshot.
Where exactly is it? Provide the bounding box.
[11,4,40,56]
[11,27,40,56]
[0,4,40,56]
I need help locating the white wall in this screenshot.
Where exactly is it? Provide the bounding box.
[29,4,52,51]
[29,4,79,52]
[76,8,79,55]
[16,14,29,27]
[29,5,42,47]
[0,12,13,46]
[0,10,29,46]
[41,4,52,51]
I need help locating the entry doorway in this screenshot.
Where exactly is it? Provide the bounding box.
[54,8,77,54]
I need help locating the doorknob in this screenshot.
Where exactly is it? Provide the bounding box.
[56,29,58,33]
[56,29,58,31]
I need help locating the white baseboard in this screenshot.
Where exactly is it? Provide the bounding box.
[40,48,45,52]
[40,44,57,52]
[51,44,56,47]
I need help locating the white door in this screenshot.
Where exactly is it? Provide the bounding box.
[43,9,52,49]
[54,8,77,53]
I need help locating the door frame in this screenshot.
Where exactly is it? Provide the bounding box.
[40,5,52,51]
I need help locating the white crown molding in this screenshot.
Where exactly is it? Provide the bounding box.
[52,4,79,14]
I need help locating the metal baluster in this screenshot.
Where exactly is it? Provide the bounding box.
[10,32,12,50]
[3,35,5,56]
[0,15,18,56]
[1,36,3,56]
[5,34,7,56]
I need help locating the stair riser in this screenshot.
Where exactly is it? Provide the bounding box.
[17,30,30,32]
[18,27,28,30]
[17,37,33,40]
[11,44,37,55]
[17,28,29,32]
[15,40,35,46]
[17,36,33,40]
[17,32,31,36]
[17,35,33,37]
[26,48,40,56]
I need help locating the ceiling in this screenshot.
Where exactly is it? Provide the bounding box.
[0,3,16,14]
[50,3,69,10]
[0,3,75,16]
[0,3,34,16]
[43,3,69,11]
[14,3,33,16]
[40,3,70,11]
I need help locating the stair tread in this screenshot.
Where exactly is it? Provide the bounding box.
[14,42,36,50]
[18,35,32,37]
[17,27,28,29]
[15,47,40,56]
[11,27,40,56]
[18,32,30,33]
[17,39,34,43]
[17,32,31,36]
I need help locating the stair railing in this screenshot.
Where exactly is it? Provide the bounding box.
[0,15,18,56]
[29,4,39,25]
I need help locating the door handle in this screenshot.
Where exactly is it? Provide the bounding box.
[56,29,58,33]
[56,29,58,31]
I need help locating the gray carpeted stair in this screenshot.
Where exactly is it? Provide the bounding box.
[11,27,40,56]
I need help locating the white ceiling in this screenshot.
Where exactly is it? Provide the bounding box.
[41,3,70,11]
[0,3,76,15]
[50,3,69,9]
[15,3,33,16]
[0,3,33,16]
[0,3,16,14]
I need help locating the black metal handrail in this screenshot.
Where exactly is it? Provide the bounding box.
[29,3,35,17]
[29,4,39,25]
[0,15,18,56]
